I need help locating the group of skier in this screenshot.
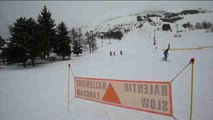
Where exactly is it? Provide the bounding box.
[108,44,169,61]
[107,33,169,61]
[110,51,123,56]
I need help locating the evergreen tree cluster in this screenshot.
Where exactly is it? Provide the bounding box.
[194,21,212,29]
[85,31,97,52]
[1,6,72,67]
[104,30,123,40]
[1,6,98,67]
[182,22,193,29]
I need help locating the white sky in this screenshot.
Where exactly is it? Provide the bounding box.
[0,1,213,38]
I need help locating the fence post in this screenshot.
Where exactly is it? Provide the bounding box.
[68,64,71,113]
[190,58,195,120]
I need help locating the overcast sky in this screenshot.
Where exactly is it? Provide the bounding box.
[0,1,213,38]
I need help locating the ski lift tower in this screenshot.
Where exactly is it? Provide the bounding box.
[154,29,156,40]
[153,29,156,45]
[174,24,181,37]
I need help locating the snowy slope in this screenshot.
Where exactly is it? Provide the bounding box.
[1,11,213,120]
[83,11,213,35]
[82,15,137,33]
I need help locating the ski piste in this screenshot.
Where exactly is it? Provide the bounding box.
[1,4,213,120]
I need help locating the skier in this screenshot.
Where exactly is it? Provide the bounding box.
[110,51,112,56]
[120,51,123,55]
[163,44,170,61]
[113,52,115,56]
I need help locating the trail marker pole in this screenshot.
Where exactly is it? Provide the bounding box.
[170,58,195,120]
[67,64,71,113]
[190,58,195,120]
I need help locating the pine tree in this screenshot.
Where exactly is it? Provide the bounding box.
[37,6,56,58]
[72,40,82,56]
[35,26,49,59]
[71,29,82,56]
[26,18,44,66]
[8,17,43,67]
[0,36,6,64]
[56,22,71,60]
[7,17,29,67]
[0,36,5,49]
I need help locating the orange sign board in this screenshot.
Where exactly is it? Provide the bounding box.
[74,77,173,116]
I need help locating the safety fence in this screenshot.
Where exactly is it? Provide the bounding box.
[162,46,213,51]
[67,58,195,120]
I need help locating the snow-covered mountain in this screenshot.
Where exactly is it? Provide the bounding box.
[82,9,213,35]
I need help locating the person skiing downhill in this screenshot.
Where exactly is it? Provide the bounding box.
[110,51,112,56]
[163,44,170,61]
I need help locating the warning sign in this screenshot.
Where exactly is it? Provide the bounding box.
[74,77,173,116]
